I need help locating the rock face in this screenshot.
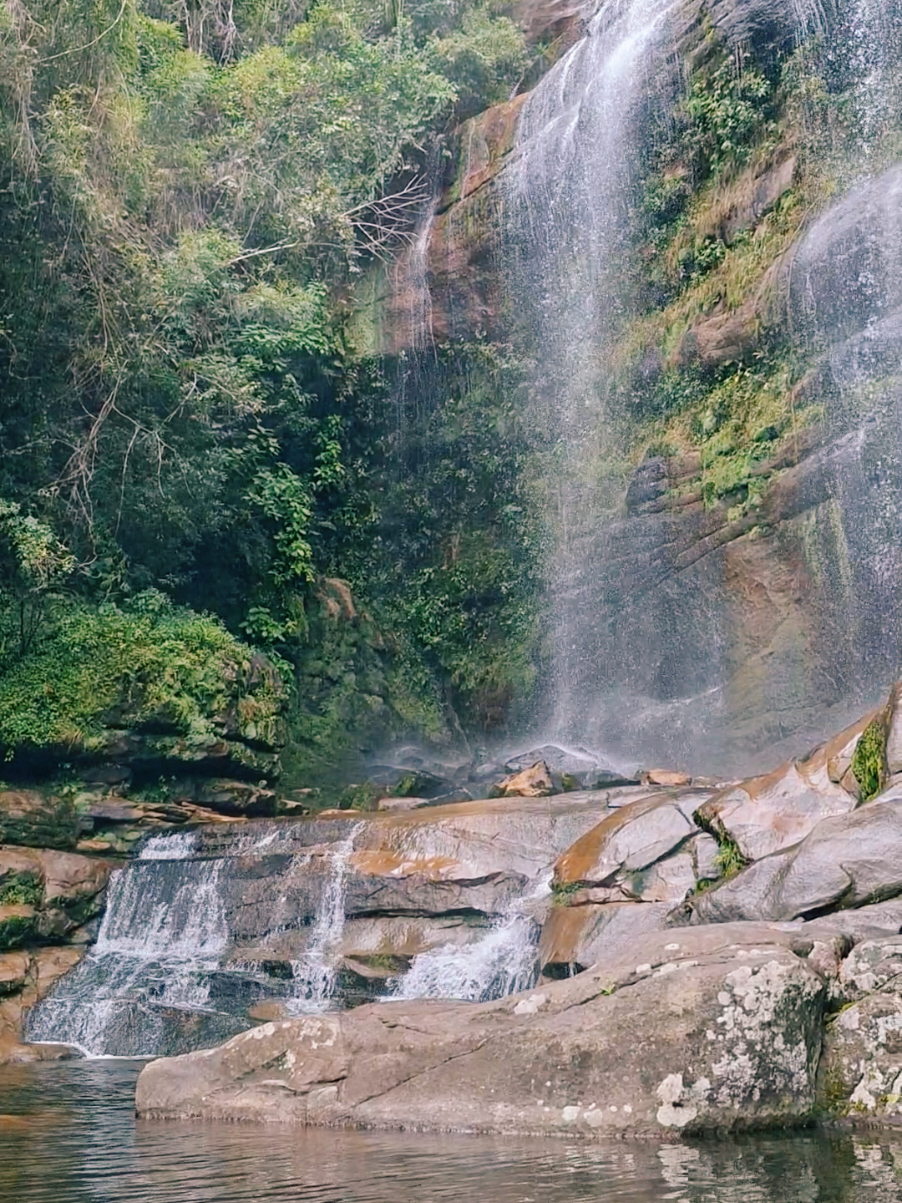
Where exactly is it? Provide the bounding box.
[689,799,902,925]
[136,923,827,1137]
[0,843,116,1062]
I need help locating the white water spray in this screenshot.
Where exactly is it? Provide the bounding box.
[389,876,551,1003]
[287,823,364,1013]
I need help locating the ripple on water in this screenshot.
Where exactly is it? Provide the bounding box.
[0,1062,900,1202]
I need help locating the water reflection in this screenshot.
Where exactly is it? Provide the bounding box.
[1,1063,902,1202]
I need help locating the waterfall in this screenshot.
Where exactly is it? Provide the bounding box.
[498,0,832,766]
[387,877,550,1003]
[25,839,234,1058]
[502,0,706,748]
[25,823,367,1058]
[287,823,363,1013]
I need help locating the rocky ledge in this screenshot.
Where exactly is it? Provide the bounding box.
[134,678,902,1135]
[134,917,898,1136]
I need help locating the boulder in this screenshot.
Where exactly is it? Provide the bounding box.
[554,791,708,889]
[695,750,858,864]
[818,936,902,1122]
[689,794,902,924]
[491,761,555,798]
[135,924,828,1136]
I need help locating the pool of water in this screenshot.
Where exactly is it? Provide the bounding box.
[1,1062,901,1201]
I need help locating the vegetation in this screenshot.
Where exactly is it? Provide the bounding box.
[852,719,887,804]
[0,590,283,759]
[0,0,536,782]
[0,873,43,908]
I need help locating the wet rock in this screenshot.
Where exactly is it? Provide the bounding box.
[721,155,797,244]
[491,761,555,798]
[0,1037,82,1065]
[625,458,669,515]
[696,750,858,863]
[0,945,84,1051]
[689,794,902,924]
[136,924,828,1136]
[0,792,79,851]
[554,792,705,889]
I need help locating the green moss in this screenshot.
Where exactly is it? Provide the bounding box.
[0,912,36,949]
[338,782,381,812]
[852,718,887,803]
[0,873,42,908]
[714,837,749,880]
[0,596,284,761]
[551,880,585,906]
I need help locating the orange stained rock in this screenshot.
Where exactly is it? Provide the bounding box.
[802,706,882,789]
[349,850,460,880]
[450,95,529,205]
[553,795,663,885]
[641,769,690,788]
[538,904,592,969]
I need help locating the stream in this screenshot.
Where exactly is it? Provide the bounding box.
[1,1061,900,1202]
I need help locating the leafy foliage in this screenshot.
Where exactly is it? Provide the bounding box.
[852,719,887,803]
[0,595,281,758]
[0,0,532,774]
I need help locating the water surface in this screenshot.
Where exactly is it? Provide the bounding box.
[1,1062,901,1202]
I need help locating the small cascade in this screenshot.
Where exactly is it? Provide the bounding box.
[288,824,363,1013]
[389,877,551,1004]
[26,837,234,1057]
[25,818,374,1057]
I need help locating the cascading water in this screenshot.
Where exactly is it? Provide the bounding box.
[26,837,236,1058]
[387,877,550,1003]
[287,823,363,1013]
[503,0,693,750]
[496,0,900,772]
[25,821,367,1057]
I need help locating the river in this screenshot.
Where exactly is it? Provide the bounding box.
[0,1062,900,1201]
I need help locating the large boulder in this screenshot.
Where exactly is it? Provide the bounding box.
[689,793,902,924]
[553,790,711,906]
[136,924,828,1136]
[817,936,902,1122]
[695,742,861,863]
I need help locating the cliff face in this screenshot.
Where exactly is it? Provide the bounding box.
[361,0,902,774]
